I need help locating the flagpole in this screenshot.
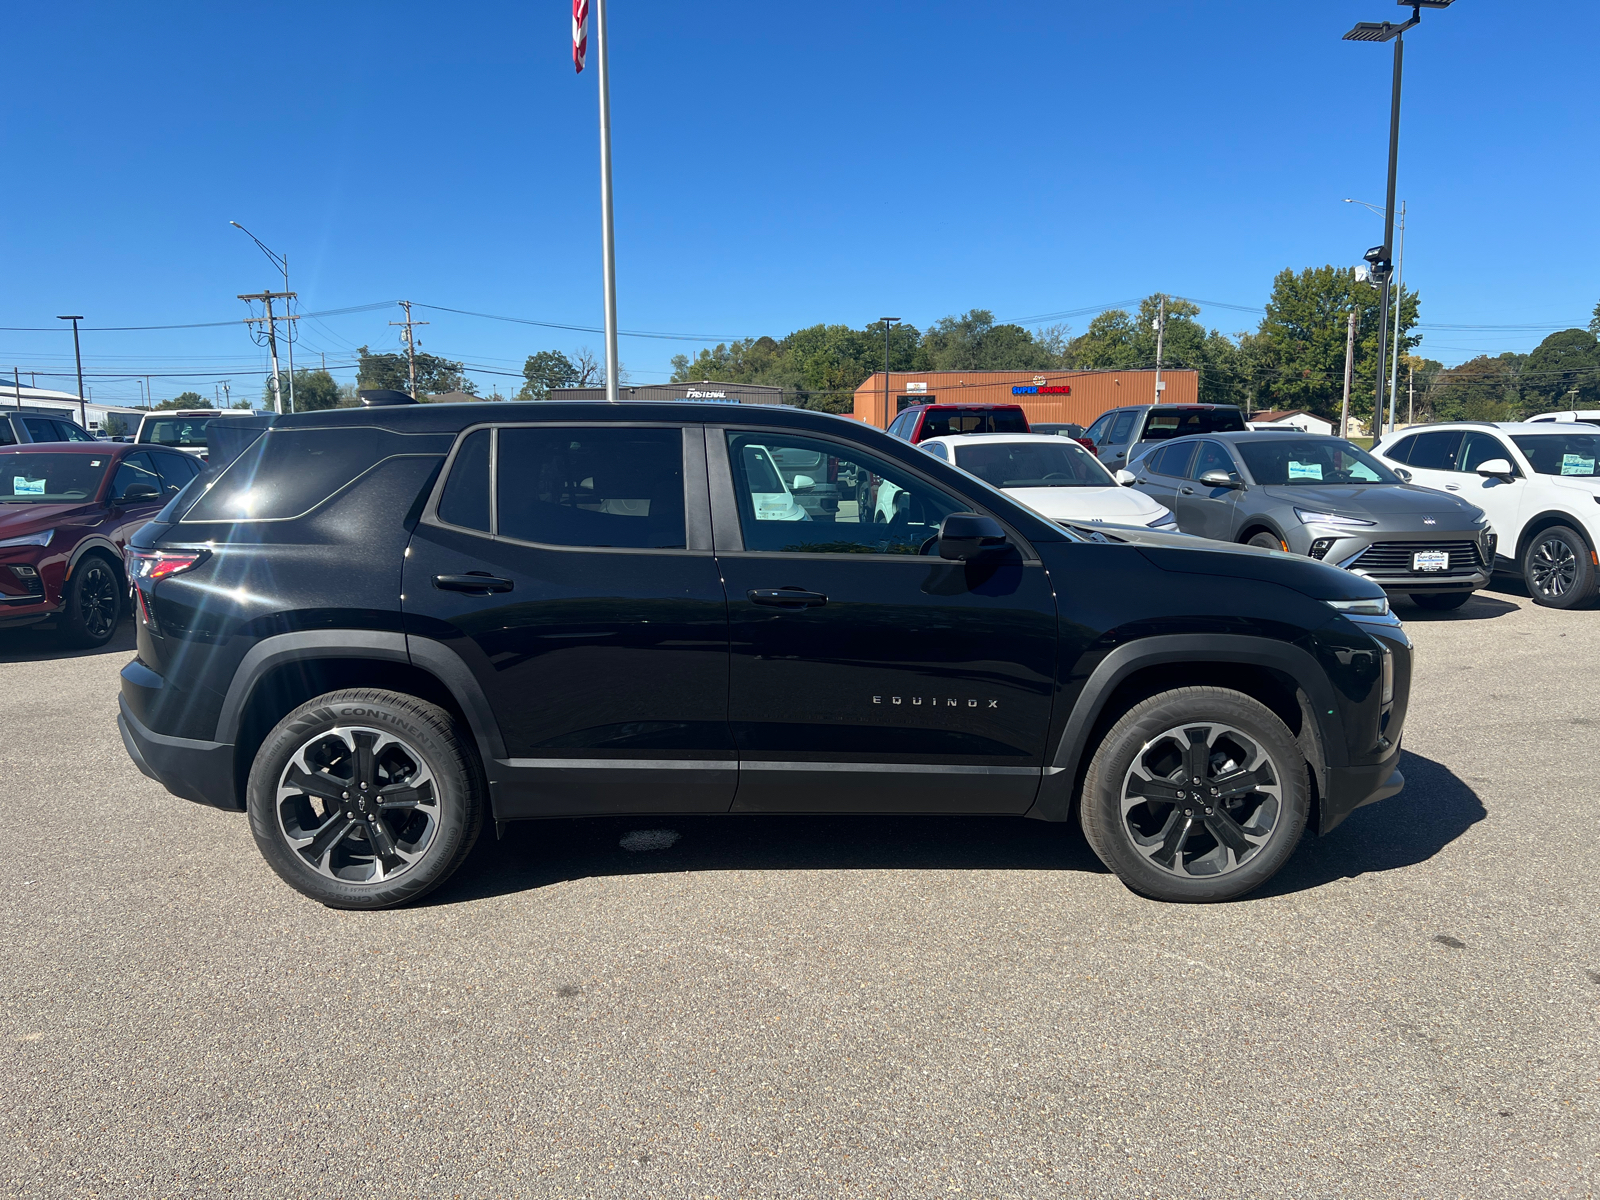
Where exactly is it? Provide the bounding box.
[594,0,619,404]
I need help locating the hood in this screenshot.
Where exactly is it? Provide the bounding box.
[0,501,99,537]
[1006,485,1163,523]
[1137,538,1385,603]
[1260,483,1484,527]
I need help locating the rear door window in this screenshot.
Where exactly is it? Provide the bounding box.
[110,452,163,501]
[437,428,491,532]
[1404,430,1463,471]
[1147,442,1197,478]
[495,426,686,549]
[1106,412,1137,445]
[21,418,59,443]
[149,451,199,497]
[1383,435,1417,464]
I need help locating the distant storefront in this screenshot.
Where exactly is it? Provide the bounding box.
[852,369,1199,428]
[549,381,786,405]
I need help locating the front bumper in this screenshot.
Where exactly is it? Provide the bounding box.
[1368,568,1489,596]
[117,694,240,810]
[1319,746,1405,835]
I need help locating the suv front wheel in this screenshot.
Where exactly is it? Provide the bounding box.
[1522,525,1597,609]
[1079,687,1310,902]
[247,689,484,909]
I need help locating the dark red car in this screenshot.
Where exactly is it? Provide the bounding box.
[0,442,202,646]
[886,403,1030,444]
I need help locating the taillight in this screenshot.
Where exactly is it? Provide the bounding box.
[124,547,209,585]
[1076,438,1097,452]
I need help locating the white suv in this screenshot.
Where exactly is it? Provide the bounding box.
[1371,422,1600,608]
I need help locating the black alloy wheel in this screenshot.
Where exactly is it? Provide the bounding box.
[1522,525,1597,610]
[1079,687,1309,902]
[58,555,122,647]
[247,689,483,909]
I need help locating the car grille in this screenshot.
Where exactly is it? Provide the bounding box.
[1348,540,1484,575]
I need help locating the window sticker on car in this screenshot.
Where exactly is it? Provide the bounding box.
[1561,453,1595,476]
[1288,460,1323,481]
[14,476,44,495]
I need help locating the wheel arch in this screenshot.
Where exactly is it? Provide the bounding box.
[1237,521,1287,548]
[65,537,124,583]
[218,631,505,813]
[1515,511,1597,564]
[1027,635,1342,829]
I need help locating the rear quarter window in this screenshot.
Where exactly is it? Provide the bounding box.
[180,427,425,522]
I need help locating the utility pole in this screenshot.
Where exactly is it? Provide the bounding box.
[1387,199,1407,436]
[57,316,86,427]
[12,367,20,412]
[879,317,900,425]
[238,291,296,414]
[391,301,429,398]
[145,376,152,410]
[1152,295,1167,402]
[1408,365,1415,427]
[1340,310,1358,440]
[222,382,231,409]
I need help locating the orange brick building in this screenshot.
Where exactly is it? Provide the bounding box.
[852,368,1199,429]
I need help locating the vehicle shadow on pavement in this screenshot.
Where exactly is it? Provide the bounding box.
[1252,749,1485,898]
[1391,593,1519,621]
[427,810,1110,906]
[0,616,135,664]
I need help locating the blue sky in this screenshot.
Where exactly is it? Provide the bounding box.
[3,1,1595,407]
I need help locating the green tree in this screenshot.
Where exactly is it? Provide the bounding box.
[156,391,208,410]
[102,413,131,436]
[1521,329,1600,411]
[290,368,341,412]
[920,310,1059,372]
[518,350,580,400]
[1428,353,1526,422]
[356,346,476,396]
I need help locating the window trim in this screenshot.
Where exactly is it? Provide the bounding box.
[705,423,1039,561]
[420,420,711,556]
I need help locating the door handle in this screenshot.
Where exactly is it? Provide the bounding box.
[1445,485,1460,492]
[433,573,513,595]
[748,587,827,608]
[1180,486,1195,495]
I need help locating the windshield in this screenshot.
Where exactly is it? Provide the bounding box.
[0,453,112,501]
[139,417,213,448]
[1237,439,1397,486]
[955,440,1115,488]
[1510,433,1600,477]
[1139,408,1246,441]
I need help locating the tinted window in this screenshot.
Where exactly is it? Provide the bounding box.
[184,428,395,522]
[1383,434,1417,464]
[21,418,60,443]
[1236,439,1395,486]
[110,452,163,501]
[921,441,949,461]
[1458,431,1516,474]
[727,431,963,555]
[0,421,13,446]
[1139,408,1247,442]
[0,451,112,500]
[918,408,1027,438]
[1083,414,1113,444]
[57,421,94,442]
[148,451,198,497]
[496,426,685,549]
[1404,430,1462,471]
[140,416,214,448]
[1189,441,1237,480]
[1107,412,1137,444]
[887,412,914,439]
[437,429,491,532]
[955,440,1112,488]
[1148,442,1197,478]
[1511,432,1600,477]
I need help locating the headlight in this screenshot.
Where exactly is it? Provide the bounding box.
[0,528,54,549]
[1326,596,1390,618]
[1146,508,1179,531]
[1295,508,1375,528]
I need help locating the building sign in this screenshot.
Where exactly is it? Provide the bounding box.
[683,388,728,399]
[1011,385,1072,396]
[905,382,928,393]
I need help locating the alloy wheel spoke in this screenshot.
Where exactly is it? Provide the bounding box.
[378,782,432,809]
[285,765,350,805]
[353,732,378,790]
[1150,811,1194,872]
[1204,807,1257,859]
[1210,766,1262,798]
[304,813,356,868]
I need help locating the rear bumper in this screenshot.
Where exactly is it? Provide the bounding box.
[117,694,240,811]
[1319,747,1405,835]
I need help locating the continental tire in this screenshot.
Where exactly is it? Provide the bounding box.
[1079,687,1309,903]
[247,688,484,909]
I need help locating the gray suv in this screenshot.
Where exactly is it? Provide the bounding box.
[1083,403,1248,470]
[0,410,98,446]
[1129,431,1493,609]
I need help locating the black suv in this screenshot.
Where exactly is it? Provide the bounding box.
[117,399,1411,908]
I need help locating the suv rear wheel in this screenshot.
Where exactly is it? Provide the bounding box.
[247,689,484,909]
[1522,525,1597,609]
[1079,687,1309,902]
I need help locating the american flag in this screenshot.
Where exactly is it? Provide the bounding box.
[572,0,589,73]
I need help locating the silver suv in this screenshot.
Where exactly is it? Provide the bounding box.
[1083,404,1247,470]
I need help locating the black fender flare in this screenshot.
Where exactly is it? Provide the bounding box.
[1026,633,1344,822]
[66,536,122,580]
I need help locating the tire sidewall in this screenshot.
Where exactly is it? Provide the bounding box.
[247,691,478,909]
[1080,688,1309,903]
[1523,525,1596,609]
[60,553,122,647]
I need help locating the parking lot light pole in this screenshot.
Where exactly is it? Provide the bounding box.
[1343,0,1456,437]
[1345,197,1408,435]
[880,317,899,425]
[56,316,86,428]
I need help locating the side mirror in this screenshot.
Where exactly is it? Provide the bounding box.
[118,482,161,504]
[1199,469,1243,489]
[790,474,816,490]
[1393,467,1412,483]
[938,512,1008,561]
[1113,469,1137,486]
[1475,458,1514,481]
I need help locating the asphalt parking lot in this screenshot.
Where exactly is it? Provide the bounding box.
[2,582,1597,1199]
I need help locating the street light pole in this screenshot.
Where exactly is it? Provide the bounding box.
[57,316,86,428]
[879,318,900,426]
[1344,196,1408,435]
